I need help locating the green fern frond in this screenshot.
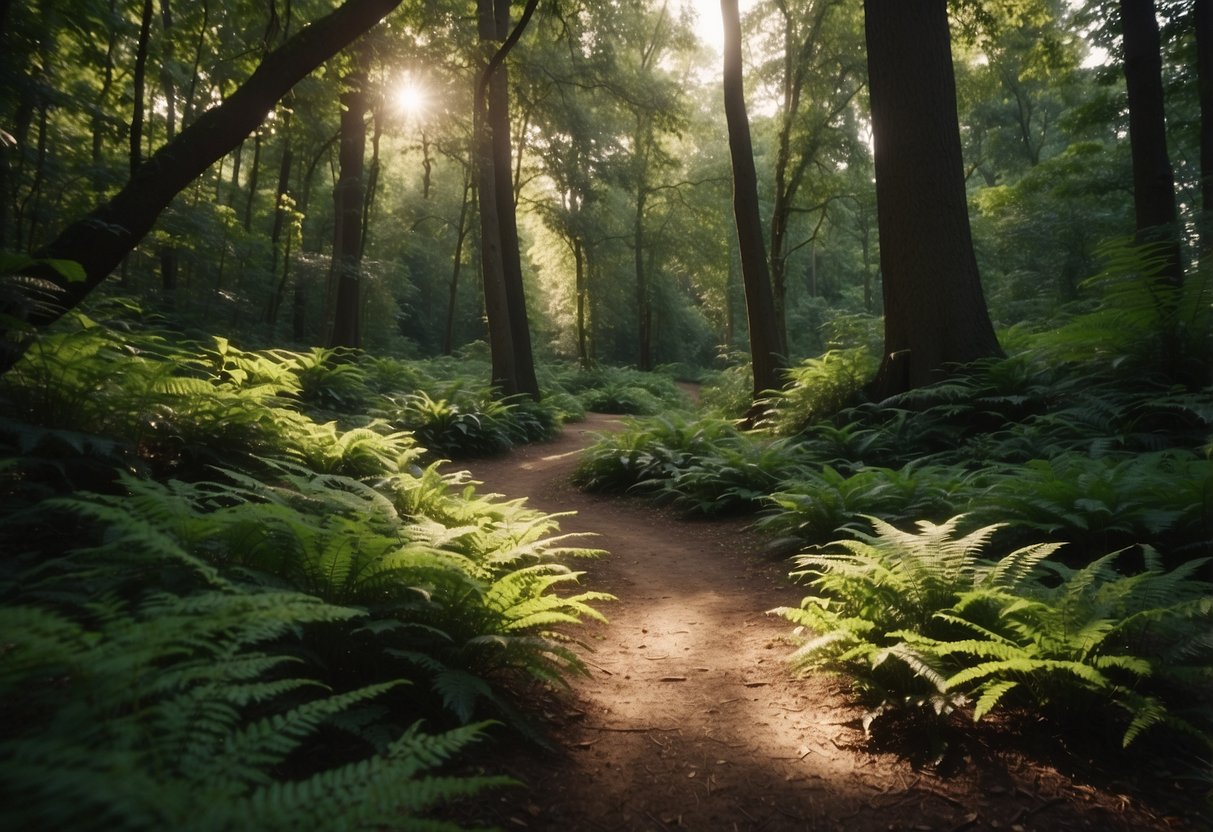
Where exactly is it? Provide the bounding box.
[972,680,1020,721]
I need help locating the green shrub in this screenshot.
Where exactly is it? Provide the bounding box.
[756,464,970,546]
[0,484,509,832]
[759,348,877,436]
[773,517,1213,750]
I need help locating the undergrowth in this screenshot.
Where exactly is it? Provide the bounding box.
[773,517,1213,755]
[0,310,621,830]
[574,241,1213,776]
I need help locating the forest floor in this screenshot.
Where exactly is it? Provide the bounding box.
[456,411,1207,832]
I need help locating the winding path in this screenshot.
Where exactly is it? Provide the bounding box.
[459,413,1192,831]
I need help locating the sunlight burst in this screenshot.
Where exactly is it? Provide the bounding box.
[393,76,429,118]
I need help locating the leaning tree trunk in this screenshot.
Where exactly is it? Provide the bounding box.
[722,0,786,401]
[2,0,405,374]
[1120,0,1183,283]
[863,0,1002,398]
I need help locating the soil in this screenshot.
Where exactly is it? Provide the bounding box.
[456,412,1208,832]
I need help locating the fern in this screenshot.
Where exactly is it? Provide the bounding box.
[775,517,1213,750]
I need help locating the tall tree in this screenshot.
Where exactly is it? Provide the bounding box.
[721,0,785,400]
[756,0,863,353]
[2,0,406,372]
[328,45,371,349]
[863,0,1003,398]
[474,0,539,398]
[1119,0,1183,282]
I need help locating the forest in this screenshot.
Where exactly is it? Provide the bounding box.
[0,0,1210,829]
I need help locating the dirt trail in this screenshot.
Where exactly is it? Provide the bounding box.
[459,413,1197,831]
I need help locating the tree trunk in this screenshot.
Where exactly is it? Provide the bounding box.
[265,107,294,326]
[722,0,786,400]
[91,0,118,178]
[863,0,1002,399]
[443,176,473,356]
[634,187,652,371]
[181,0,211,130]
[328,49,369,349]
[4,0,405,368]
[243,129,263,233]
[131,0,154,175]
[159,0,177,140]
[574,236,589,369]
[475,0,540,398]
[360,107,383,260]
[490,0,539,399]
[1120,0,1183,283]
[1195,0,1212,255]
[476,0,517,394]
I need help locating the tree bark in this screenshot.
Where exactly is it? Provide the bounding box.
[265,106,294,326]
[490,0,539,398]
[634,186,652,371]
[7,0,404,354]
[475,0,540,398]
[243,130,263,233]
[476,0,517,394]
[722,0,786,400]
[863,0,1002,398]
[1119,0,1183,282]
[443,177,473,356]
[328,48,369,349]
[574,235,588,369]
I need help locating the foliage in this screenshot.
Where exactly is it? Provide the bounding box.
[1031,239,1212,388]
[773,517,1213,750]
[756,463,969,546]
[967,450,1212,557]
[375,388,560,460]
[573,414,812,514]
[549,365,690,415]
[0,484,510,832]
[757,348,878,436]
[0,315,617,829]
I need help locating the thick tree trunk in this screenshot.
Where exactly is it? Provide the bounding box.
[6,0,403,357]
[1120,0,1183,282]
[328,51,369,349]
[490,0,539,399]
[475,0,540,398]
[863,0,1002,399]
[476,0,517,394]
[722,0,786,400]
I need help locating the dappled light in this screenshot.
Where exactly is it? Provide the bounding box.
[1,0,1209,828]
